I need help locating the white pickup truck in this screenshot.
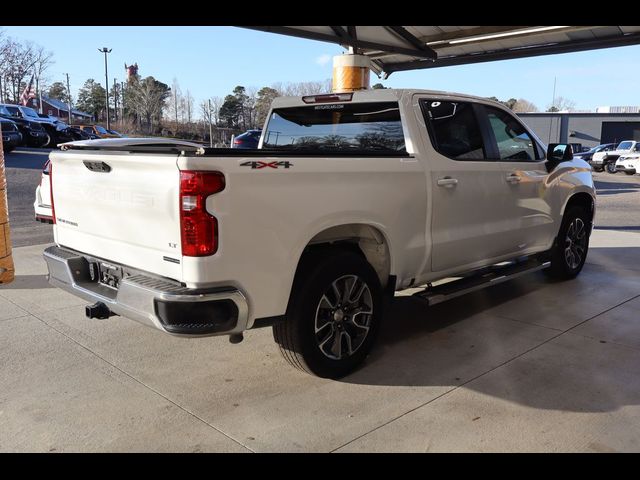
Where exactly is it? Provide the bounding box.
[44,89,596,378]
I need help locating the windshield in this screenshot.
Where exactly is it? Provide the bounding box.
[5,106,20,117]
[22,106,39,117]
[263,102,407,153]
[617,141,634,150]
[95,125,108,134]
[0,106,10,115]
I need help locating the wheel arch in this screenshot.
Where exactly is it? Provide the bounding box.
[562,191,595,226]
[300,223,393,289]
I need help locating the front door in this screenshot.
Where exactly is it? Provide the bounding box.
[481,105,556,253]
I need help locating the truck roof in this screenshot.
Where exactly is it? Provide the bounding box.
[270,88,504,109]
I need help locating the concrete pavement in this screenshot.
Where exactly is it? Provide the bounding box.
[2,229,640,452]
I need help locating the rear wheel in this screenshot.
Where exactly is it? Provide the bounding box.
[273,249,382,379]
[546,206,591,280]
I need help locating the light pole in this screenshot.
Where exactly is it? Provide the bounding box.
[98,47,112,130]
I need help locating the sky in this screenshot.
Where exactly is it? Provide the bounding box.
[4,25,640,116]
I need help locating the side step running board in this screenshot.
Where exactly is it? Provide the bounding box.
[413,258,550,306]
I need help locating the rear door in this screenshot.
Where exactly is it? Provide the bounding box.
[419,98,521,272]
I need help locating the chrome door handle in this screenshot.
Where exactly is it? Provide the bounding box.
[437,177,458,187]
[506,174,521,184]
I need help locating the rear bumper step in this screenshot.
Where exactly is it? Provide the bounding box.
[413,257,550,306]
[43,245,249,336]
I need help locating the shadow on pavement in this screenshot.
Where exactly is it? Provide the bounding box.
[341,245,640,413]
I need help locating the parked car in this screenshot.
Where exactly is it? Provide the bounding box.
[0,117,23,153]
[34,159,53,223]
[591,140,640,174]
[37,113,63,125]
[231,129,262,148]
[1,104,55,125]
[615,153,640,175]
[0,105,49,147]
[44,90,596,379]
[71,124,120,138]
[575,143,616,170]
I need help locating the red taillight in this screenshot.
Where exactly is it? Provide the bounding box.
[49,161,56,224]
[233,139,242,145]
[179,171,225,256]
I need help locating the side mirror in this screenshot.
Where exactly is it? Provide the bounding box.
[546,144,573,172]
[547,143,573,162]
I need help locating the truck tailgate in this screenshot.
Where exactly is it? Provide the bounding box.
[50,149,183,281]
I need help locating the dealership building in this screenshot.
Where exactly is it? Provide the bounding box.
[518,108,640,150]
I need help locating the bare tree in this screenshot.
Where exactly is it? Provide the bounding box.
[512,98,539,113]
[245,86,258,129]
[32,45,54,111]
[547,96,576,112]
[127,76,171,134]
[200,96,222,126]
[271,80,331,97]
[2,40,39,103]
[166,78,182,131]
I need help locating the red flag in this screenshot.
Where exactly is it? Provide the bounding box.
[20,75,35,106]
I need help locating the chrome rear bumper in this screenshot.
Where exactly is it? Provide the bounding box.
[43,246,249,337]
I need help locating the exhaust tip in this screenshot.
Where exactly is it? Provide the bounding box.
[85,302,112,320]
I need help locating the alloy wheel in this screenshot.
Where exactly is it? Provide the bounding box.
[314,275,373,360]
[564,218,587,270]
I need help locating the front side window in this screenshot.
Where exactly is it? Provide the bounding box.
[263,102,406,154]
[422,100,486,160]
[485,106,539,161]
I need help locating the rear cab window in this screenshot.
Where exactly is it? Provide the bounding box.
[420,100,486,160]
[263,101,407,154]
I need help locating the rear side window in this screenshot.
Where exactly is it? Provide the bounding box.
[263,102,406,154]
[421,100,486,160]
[484,106,540,161]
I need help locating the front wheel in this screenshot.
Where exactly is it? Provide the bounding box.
[625,171,635,176]
[545,206,591,280]
[606,161,617,174]
[273,249,383,379]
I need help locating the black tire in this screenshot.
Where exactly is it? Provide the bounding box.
[625,171,635,176]
[606,161,617,174]
[593,167,604,172]
[273,248,383,379]
[546,206,591,280]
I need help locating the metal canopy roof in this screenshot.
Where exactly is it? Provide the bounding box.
[243,26,640,78]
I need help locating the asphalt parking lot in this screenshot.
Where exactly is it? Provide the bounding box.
[2,147,640,452]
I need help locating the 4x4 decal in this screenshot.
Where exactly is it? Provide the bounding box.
[240,160,293,169]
